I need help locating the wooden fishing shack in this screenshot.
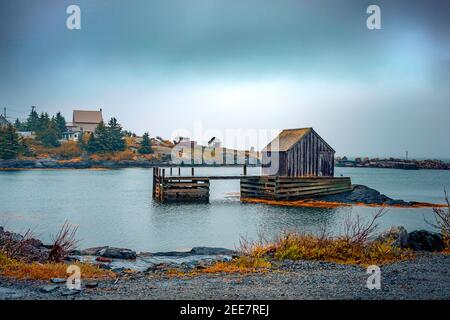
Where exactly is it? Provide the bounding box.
[152,127,351,203]
[240,128,351,200]
[261,127,335,177]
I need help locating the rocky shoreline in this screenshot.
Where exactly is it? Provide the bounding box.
[1,253,449,300]
[1,225,449,300]
[0,159,259,170]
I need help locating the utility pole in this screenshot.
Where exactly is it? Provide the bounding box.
[405,151,408,161]
[3,107,5,118]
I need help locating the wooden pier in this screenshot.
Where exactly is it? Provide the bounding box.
[152,167,351,203]
[153,168,210,202]
[240,176,352,200]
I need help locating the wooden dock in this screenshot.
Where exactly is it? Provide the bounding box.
[153,168,210,202]
[152,167,352,203]
[240,176,352,200]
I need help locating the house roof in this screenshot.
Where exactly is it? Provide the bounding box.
[263,127,335,152]
[73,110,103,124]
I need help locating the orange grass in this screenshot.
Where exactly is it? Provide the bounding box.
[241,231,414,267]
[166,256,272,277]
[241,197,447,209]
[0,251,115,280]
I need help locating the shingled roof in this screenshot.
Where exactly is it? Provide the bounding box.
[263,127,334,152]
[73,110,103,124]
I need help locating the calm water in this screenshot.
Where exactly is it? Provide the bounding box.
[0,167,449,252]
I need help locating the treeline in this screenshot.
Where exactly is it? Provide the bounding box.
[81,119,152,155]
[0,124,28,159]
[15,108,66,147]
[1,107,153,160]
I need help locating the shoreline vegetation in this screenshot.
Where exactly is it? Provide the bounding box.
[0,196,450,299]
[0,109,448,171]
[0,202,449,299]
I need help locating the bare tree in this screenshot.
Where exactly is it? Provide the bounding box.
[343,208,387,244]
[48,221,80,262]
[425,189,450,247]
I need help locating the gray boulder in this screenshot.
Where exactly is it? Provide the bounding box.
[99,247,137,260]
[189,247,236,255]
[408,230,444,252]
[376,226,409,248]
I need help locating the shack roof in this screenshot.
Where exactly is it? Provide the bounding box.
[73,110,103,124]
[263,127,335,153]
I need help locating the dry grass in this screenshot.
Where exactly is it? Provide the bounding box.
[166,256,272,277]
[251,232,412,266]
[169,209,413,277]
[241,197,447,209]
[0,251,114,280]
[427,190,450,252]
[89,150,137,161]
[238,209,414,267]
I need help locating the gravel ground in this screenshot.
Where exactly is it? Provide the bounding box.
[1,253,449,300]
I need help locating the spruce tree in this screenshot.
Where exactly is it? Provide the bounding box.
[91,121,110,153]
[36,121,60,147]
[25,107,39,132]
[54,112,66,137]
[0,124,20,159]
[37,112,50,133]
[107,117,125,152]
[138,132,152,154]
[85,133,100,154]
[14,118,24,131]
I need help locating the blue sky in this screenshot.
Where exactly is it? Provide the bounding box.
[0,0,449,157]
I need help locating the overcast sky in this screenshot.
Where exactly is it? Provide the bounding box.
[1,0,449,158]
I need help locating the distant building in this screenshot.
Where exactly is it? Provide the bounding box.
[262,127,335,177]
[63,109,103,141]
[177,137,197,147]
[72,109,103,133]
[0,115,10,127]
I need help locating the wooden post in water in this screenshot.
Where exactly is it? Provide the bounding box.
[170,167,173,176]
[243,164,247,176]
[161,169,165,202]
[178,167,181,176]
[192,167,195,176]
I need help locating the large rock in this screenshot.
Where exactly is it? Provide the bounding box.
[98,247,137,260]
[376,226,409,248]
[189,247,236,256]
[408,230,444,252]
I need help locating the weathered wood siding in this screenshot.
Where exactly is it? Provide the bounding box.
[262,130,335,177]
[241,176,351,200]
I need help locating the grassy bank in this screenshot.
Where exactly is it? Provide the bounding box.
[0,251,114,280]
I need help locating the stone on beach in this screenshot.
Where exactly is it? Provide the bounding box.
[376,226,409,248]
[99,247,137,260]
[408,230,444,252]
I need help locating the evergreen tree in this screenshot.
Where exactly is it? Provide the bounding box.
[25,107,39,132]
[107,117,125,152]
[85,133,100,154]
[0,124,20,159]
[54,112,66,137]
[138,132,152,154]
[37,112,50,132]
[14,118,24,131]
[87,121,109,153]
[36,121,60,147]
